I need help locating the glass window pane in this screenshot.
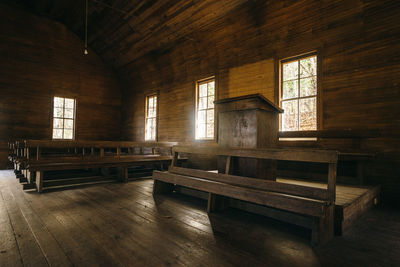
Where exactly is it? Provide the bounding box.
[206,109,214,124]
[207,81,215,96]
[299,97,316,131]
[206,123,214,138]
[199,97,207,110]
[53,129,63,139]
[197,123,206,139]
[282,61,298,81]
[64,119,74,129]
[282,100,298,131]
[54,107,63,118]
[53,118,64,129]
[300,77,317,97]
[148,108,155,118]
[198,110,206,123]
[64,98,75,108]
[148,97,153,109]
[64,129,73,139]
[282,80,298,99]
[300,56,317,77]
[149,118,155,140]
[207,95,214,108]
[145,119,151,140]
[199,84,207,97]
[54,97,64,108]
[64,108,74,119]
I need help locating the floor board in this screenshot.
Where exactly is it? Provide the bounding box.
[0,170,399,267]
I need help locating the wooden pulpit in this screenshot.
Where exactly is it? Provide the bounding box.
[215,94,283,180]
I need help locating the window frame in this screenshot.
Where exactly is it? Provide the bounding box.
[279,52,320,132]
[195,77,216,141]
[52,96,76,140]
[144,93,158,141]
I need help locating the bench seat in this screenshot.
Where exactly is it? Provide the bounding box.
[152,145,338,246]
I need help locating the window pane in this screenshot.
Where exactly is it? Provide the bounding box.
[150,118,156,140]
[54,97,64,108]
[54,107,63,118]
[300,56,317,77]
[199,97,207,110]
[207,95,214,108]
[64,108,74,119]
[199,84,207,97]
[53,118,64,129]
[64,119,74,129]
[207,81,215,96]
[148,97,153,109]
[299,97,316,131]
[198,110,206,123]
[282,61,298,81]
[206,109,214,123]
[300,77,317,97]
[145,119,151,140]
[197,123,206,139]
[53,129,63,139]
[282,80,298,99]
[63,129,73,139]
[282,100,298,131]
[206,123,214,138]
[148,108,155,118]
[64,98,75,108]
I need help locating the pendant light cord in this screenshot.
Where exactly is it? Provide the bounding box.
[84,0,88,54]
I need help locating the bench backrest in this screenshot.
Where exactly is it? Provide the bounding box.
[20,140,178,161]
[170,146,338,203]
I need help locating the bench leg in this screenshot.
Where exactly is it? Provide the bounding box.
[36,171,43,193]
[27,170,35,184]
[118,167,129,183]
[207,193,229,213]
[311,205,335,246]
[153,180,174,195]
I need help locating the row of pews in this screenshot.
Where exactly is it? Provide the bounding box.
[8,139,380,246]
[9,139,179,192]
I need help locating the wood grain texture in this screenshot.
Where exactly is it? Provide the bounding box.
[0,4,122,169]
[115,0,400,204]
[0,170,397,266]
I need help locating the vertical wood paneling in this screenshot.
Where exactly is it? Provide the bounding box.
[119,0,400,203]
[0,4,122,168]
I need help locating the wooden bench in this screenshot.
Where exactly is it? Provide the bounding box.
[152,146,338,246]
[11,140,179,192]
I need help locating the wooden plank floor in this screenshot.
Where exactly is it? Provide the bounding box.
[277,178,377,207]
[1,170,399,267]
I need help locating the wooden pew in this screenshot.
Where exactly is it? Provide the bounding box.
[152,146,338,246]
[12,140,179,192]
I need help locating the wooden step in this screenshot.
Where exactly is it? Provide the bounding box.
[43,179,118,192]
[22,182,36,190]
[43,175,117,187]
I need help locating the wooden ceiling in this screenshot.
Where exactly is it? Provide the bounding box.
[12,0,249,70]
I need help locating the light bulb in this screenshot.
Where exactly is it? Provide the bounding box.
[84,48,88,55]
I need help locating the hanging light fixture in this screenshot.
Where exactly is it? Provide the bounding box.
[84,0,88,55]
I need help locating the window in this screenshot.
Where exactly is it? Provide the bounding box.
[52,97,75,139]
[145,94,157,141]
[195,78,215,140]
[280,54,317,131]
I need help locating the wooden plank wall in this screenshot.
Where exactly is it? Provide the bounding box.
[0,4,122,169]
[120,0,400,204]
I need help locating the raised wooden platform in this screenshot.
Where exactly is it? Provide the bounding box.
[277,178,380,234]
[174,173,380,236]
